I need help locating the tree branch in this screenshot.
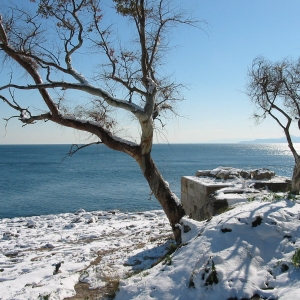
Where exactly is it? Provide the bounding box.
[66,141,103,157]
[0,81,148,118]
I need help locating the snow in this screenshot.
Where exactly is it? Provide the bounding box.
[116,199,300,300]
[146,77,156,94]
[1,198,300,299]
[0,210,172,300]
[111,134,139,147]
[20,110,31,120]
[213,185,262,206]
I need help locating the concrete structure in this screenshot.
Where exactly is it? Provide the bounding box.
[181,176,231,221]
[181,167,291,222]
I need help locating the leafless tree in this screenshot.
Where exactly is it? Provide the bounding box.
[247,56,300,192]
[0,0,201,244]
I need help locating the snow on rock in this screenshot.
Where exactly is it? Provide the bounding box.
[196,166,280,181]
[213,185,263,207]
[26,219,37,228]
[74,208,86,214]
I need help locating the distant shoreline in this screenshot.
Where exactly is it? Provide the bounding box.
[239,136,300,144]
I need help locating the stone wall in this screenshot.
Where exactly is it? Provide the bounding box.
[181,176,231,221]
[181,167,291,222]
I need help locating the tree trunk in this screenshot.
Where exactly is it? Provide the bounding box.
[136,152,186,245]
[291,160,300,193]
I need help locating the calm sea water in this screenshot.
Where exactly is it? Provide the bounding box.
[0,143,298,219]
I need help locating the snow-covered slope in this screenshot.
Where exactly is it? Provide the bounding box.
[1,199,300,299]
[116,200,300,300]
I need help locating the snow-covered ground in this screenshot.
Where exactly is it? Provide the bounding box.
[1,198,300,299]
[0,210,173,299]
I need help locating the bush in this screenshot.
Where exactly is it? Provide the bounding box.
[292,248,300,267]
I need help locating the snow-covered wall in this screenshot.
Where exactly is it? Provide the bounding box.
[181,176,231,221]
[181,167,291,222]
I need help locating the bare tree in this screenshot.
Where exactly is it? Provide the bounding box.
[0,0,201,244]
[247,56,300,192]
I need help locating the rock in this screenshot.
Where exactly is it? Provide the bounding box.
[2,232,12,240]
[43,243,55,249]
[27,220,36,229]
[210,167,223,176]
[71,217,84,223]
[196,167,275,180]
[86,216,96,224]
[183,225,191,233]
[64,223,77,229]
[124,259,142,266]
[195,170,212,177]
[229,168,242,177]
[281,263,289,272]
[53,262,62,275]
[4,251,19,258]
[252,216,263,227]
[215,170,231,180]
[75,208,86,215]
[80,213,97,224]
[240,170,251,179]
[251,169,275,180]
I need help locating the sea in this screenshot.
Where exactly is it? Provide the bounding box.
[0,143,298,219]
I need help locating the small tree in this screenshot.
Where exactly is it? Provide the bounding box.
[247,56,300,192]
[0,0,200,244]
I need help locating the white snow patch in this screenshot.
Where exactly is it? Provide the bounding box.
[146,77,156,94]
[21,110,31,120]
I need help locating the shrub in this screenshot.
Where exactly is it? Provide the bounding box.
[292,248,300,267]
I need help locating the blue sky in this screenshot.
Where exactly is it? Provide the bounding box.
[1,0,300,144]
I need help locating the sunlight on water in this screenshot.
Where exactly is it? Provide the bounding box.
[248,143,299,156]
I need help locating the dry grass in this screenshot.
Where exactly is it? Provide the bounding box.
[64,249,121,300]
[64,234,174,300]
[64,279,120,300]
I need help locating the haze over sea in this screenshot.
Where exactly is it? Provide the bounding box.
[0,143,298,219]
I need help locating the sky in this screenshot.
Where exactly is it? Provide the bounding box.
[1,0,300,144]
